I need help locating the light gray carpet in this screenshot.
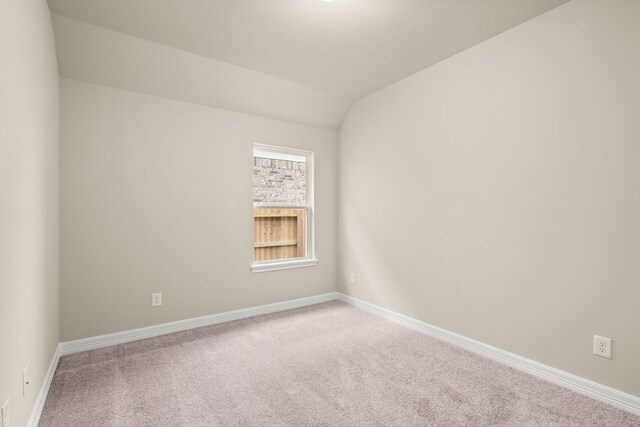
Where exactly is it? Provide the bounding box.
[40,301,639,426]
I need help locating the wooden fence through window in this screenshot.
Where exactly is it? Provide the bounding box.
[254,208,305,261]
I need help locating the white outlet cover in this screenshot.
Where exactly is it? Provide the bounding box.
[1,399,10,427]
[593,335,612,359]
[151,292,162,307]
[349,273,356,284]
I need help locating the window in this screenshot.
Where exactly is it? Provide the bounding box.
[251,144,317,272]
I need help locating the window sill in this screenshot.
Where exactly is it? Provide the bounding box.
[251,258,318,273]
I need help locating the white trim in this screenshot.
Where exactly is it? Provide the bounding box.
[252,143,316,267]
[27,343,61,427]
[336,293,640,416]
[60,292,337,356]
[41,292,639,421]
[254,149,306,163]
[253,204,310,209]
[253,144,311,159]
[251,258,318,273]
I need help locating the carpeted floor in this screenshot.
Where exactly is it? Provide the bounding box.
[40,301,639,426]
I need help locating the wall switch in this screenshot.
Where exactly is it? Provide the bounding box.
[593,335,612,359]
[349,273,356,284]
[1,399,10,427]
[151,292,162,307]
[22,367,29,395]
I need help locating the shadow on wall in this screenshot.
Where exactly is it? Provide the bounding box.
[341,200,418,315]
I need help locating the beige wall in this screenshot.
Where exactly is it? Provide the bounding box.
[51,15,352,130]
[339,0,640,396]
[60,79,338,341]
[0,1,60,426]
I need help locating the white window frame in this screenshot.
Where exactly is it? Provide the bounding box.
[251,144,317,273]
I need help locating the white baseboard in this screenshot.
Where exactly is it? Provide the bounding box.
[27,343,61,427]
[336,293,640,416]
[31,294,337,426]
[42,291,639,423]
[60,292,339,356]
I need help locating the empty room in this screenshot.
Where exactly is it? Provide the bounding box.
[2,0,640,426]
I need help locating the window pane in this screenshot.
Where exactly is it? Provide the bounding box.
[253,156,306,205]
[254,208,306,261]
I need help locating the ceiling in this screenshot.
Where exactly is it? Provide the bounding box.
[48,0,570,100]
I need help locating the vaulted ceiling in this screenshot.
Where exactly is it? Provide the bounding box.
[48,0,569,101]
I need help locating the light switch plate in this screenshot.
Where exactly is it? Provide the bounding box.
[22,366,29,395]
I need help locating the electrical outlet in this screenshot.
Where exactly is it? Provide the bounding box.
[1,399,10,427]
[593,335,612,359]
[151,292,162,307]
[349,273,356,284]
[22,367,29,395]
